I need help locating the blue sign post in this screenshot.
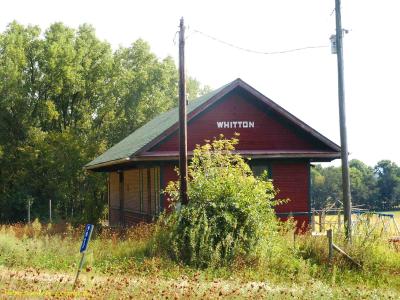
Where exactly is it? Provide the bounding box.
[73,224,94,289]
[80,224,94,253]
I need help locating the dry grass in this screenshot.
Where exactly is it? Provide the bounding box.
[1,266,399,299]
[313,211,400,236]
[1,221,400,299]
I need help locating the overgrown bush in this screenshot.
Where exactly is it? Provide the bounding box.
[155,135,280,268]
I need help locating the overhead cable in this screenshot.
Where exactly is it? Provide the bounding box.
[190,28,329,55]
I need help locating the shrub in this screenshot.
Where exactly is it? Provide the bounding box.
[156,135,280,268]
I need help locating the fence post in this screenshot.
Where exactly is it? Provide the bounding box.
[318,212,322,232]
[393,218,400,235]
[27,198,31,224]
[319,211,326,232]
[49,199,52,223]
[311,209,315,232]
[327,229,333,262]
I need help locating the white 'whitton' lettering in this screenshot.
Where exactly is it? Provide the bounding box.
[215,121,255,129]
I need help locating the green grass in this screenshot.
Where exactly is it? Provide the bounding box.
[0,219,399,299]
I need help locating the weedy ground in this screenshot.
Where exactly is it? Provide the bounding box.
[0,220,399,299]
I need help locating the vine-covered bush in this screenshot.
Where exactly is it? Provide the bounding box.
[156,135,279,268]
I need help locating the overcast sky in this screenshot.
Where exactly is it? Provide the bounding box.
[2,0,400,167]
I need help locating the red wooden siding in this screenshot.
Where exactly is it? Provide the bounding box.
[109,161,311,228]
[271,160,310,229]
[271,161,309,213]
[152,92,331,153]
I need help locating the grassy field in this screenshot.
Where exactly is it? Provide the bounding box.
[1,220,400,299]
[384,211,400,224]
[313,211,400,236]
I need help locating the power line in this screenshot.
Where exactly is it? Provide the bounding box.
[190,28,329,55]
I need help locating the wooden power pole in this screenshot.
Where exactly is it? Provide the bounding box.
[335,0,352,240]
[178,17,189,205]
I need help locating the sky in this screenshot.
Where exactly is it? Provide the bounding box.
[2,0,400,167]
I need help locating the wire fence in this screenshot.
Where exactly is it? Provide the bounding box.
[310,204,400,237]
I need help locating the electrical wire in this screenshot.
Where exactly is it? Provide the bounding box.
[190,28,329,55]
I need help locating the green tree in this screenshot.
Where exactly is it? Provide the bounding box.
[0,21,206,223]
[109,40,179,144]
[374,160,400,210]
[0,22,43,221]
[186,77,212,101]
[311,160,399,211]
[310,164,342,209]
[349,159,378,209]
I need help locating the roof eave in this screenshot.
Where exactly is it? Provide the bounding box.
[87,151,340,172]
[85,157,130,171]
[134,151,341,161]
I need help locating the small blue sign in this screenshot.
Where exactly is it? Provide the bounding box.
[80,224,94,253]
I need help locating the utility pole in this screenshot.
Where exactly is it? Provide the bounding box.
[334,0,352,240]
[178,17,188,205]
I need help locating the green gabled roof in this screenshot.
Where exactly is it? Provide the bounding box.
[85,81,232,169]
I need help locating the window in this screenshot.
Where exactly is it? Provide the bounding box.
[250,161,271,179]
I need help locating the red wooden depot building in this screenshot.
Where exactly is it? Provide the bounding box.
[86,79,340,228]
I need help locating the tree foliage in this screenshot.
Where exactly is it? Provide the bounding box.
[374,160,400,210]
[0,22,207,223]
[311,159,400,211]
[156,136,279,268]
